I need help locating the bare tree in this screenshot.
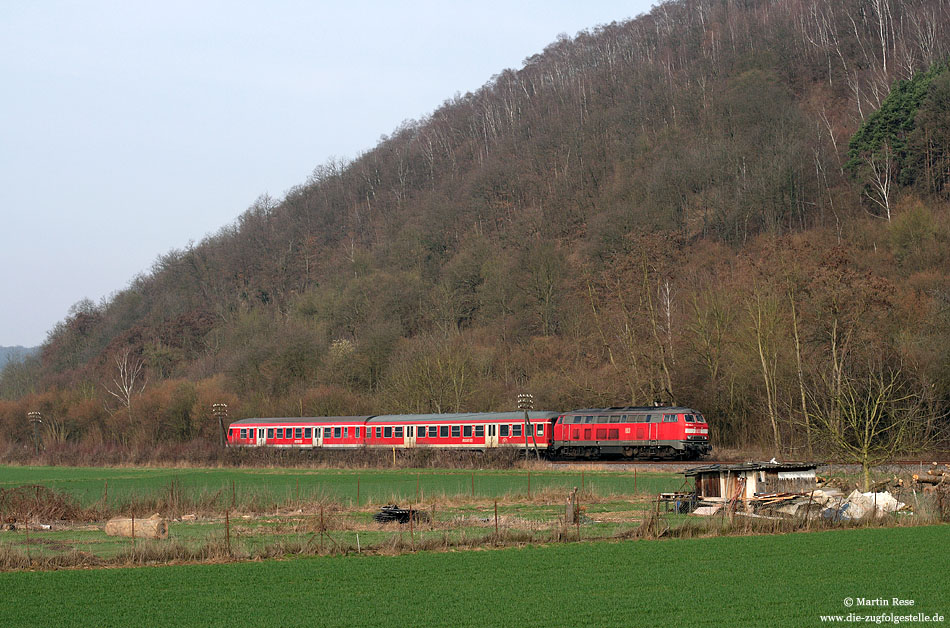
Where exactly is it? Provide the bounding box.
[864,142,896,221]
[104,347,148,426]
[808,366,929,491]
[747,290,782,455]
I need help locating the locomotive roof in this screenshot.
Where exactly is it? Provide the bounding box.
[229,416,371,425]
[368,411,558,423]
[567,406,700,413]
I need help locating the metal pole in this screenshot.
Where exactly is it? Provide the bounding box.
[27,412,43,457]
[213,403,228,448]
[517,394,539,460]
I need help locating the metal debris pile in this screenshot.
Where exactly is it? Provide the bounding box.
[373,505,430,525]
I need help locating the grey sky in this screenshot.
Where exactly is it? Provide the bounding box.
[0,1,654,347]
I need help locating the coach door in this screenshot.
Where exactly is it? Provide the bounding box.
[649,416,659,446]
[486,424,498,448]
[404,425,416,448]
[314,426,323,448]
[256,429,266,446]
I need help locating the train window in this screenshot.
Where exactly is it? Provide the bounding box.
[513,425,522,437]
[304,428,312,439]
[430,426,438,438]
[500,425,509,437]
[584,416,595,423]
[474,425,485,437]
[537,425,544,436]
[663,414,678,423]
[395,426,404,438]
[240,429,247,439]
[294,428,302,439]
[277,428,285,439]
[324,427,333,437]
[525,424,533,436]
[406,426,413,437]
[355,427,361,438]
[375,427,382,438]
[384,427,392,438]
[685,414,696,423]
[609,415,622,423]
[267,428,274,439]
[451,426,460,437]
[463,426,472,437]
[439,426,449,438]
[344,427,349,438]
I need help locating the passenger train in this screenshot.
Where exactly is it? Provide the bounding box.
[227,406,711,460]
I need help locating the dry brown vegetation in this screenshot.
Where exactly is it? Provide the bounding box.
[0,483,944,572]
[1,0,949,464]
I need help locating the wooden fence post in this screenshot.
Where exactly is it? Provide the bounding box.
[494,499,499,544]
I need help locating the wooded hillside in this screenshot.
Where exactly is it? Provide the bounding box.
[3,0,949,459]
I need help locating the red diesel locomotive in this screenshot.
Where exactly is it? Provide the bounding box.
[227,406,711,460]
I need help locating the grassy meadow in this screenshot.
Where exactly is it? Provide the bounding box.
[0,525,946,627]
[0,464,684,509]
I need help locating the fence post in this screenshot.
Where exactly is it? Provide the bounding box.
[357,476,360,507]
[226,509,231,556]
[494,499,499,544]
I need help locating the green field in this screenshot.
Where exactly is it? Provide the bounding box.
[0,465,686,563]
[0,525,946,627]
[0,464,683,507]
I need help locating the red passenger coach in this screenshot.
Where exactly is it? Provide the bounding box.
[363,412,557,451]
[227,416,370,448]
[551,406,711,460]
[226,412,559,453]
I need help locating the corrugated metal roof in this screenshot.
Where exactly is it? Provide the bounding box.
[684,462,819,476]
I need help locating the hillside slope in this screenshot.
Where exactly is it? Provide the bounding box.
[3,0,949,455]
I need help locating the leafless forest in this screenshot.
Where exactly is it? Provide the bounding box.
[3,0,949,463]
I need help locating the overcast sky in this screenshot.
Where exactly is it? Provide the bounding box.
[0,1,654,347]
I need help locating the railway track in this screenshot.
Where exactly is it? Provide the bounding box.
[549,459,950,467]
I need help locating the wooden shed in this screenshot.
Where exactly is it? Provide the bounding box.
[685,462,818,504]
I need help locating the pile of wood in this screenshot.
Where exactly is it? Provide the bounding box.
[751,492,802,505]
[913,463,950,493]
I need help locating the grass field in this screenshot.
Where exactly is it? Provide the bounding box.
[0,465,686,564]
[0,525,946,627]
[0,464,684,508]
